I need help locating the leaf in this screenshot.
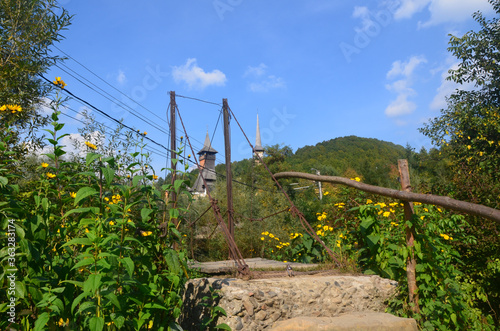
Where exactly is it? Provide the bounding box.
[74,187,98,206]
[122,257,134,278]
[141,208,153,222]
[86,153,101,167]
[71,258,95,271]
[215,323,232,330]
[71,292,89,313]
[105,292,121,310]
[165,250,181,275]
[34,312,50,331]
[143,303,168,310]
[101,166,115,186]
[84,274,102,293]
[62,207,98,219]
[366,234,380,248]
[132,175,145,187]
[89,316,104,331]
[174,179,184,193]
[112,315,126,328]
[62,237,92,248]
[360,216,375,233]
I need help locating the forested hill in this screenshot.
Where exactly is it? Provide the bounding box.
[281,136,407,187]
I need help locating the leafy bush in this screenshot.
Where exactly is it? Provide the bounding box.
[0,99,195,330]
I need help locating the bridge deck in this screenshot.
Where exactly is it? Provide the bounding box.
[189,257,319,274]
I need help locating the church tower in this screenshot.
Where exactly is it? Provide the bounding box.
[254,114,264,162]
[192,131,218,195]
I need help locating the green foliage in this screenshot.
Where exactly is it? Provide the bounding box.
[351,202,495,330]
[0,103,193,330]
[0,0,72,150]
[291,136,405,187]
[199,286,231,331]
[419,1,500,323]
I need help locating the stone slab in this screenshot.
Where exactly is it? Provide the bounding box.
[271,312,418,331]
[189,257,318,274]
[179,275,403,330]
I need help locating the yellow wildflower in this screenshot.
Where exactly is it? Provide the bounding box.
[41,162,49,168]
[70,192,76,198]
[261,237,265,241]
[152,175,158,180]
[141,231,152,237]
[383,211,391,217]
[440,234,451,241]
[366,199,373,204]
[57,318,69,327]
[109,221,115,226]
[269,233,275,238]
[46,172,56,179]
[85,141,97,150]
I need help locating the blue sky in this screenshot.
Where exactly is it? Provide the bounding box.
[45,0,495,173]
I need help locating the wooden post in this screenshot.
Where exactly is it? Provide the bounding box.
[170,91,178,227]
[223,99,235,257]
[398,159,420,314]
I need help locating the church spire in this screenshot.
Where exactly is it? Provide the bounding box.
[198,131,218,154]
[254,114,264,160]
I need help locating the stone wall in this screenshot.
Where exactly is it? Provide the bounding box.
[179,274,407,330]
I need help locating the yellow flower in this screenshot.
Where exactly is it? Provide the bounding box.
[262,231,269,235]
[85,228,89,233]
[41,162,49,168]
[283,260,287,263]
[46,172,56,179]
[324,191,329,196]
[440,233,451,241]
[261,237,265,241]
[141,231,152,237]
[144,131,147,135]
[188,154,192,158]
[57,318,69,327]
[391,222,399,227]
[383,211,391,217]
[152,175,158,180]
[85,141,97,150]
[53,77,67,88]
[269,233,275,238]
[109,221,115,226]
[0,105,6,111]
[366,199,373,204]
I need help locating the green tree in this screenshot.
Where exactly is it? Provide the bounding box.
[419,0,500,323]
[0,0,72,152]
[419,0,500,206]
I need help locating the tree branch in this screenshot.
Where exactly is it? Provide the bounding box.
[274,171,500,224]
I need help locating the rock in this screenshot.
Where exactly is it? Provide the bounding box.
[179,275,405,330]
[242,298,254,316]
[255,310,268,321]
[270,312,418,331]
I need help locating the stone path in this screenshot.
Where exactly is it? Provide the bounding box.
[189,257,319,274]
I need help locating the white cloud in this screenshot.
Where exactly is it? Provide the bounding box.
[385,55,426,117]
[394,0,430,20]
[386,94,417,117]
[244,63,267,77]
[249,75,285,93]
[429,60,475,110]
[387,55,427,78]
[117,70,127,85]
[394,0,493,27]
[244,64,286,92]
[172,58,227,90]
